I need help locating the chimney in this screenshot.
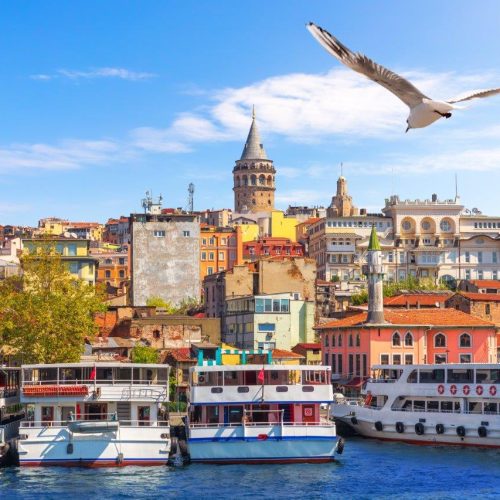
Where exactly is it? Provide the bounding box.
[431,193,438,202]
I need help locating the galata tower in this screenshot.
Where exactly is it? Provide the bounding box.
[233,109,276,213]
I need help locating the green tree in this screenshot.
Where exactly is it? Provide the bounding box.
[130,344,160,363]
[0,243,107,363]
[146,296,175,313]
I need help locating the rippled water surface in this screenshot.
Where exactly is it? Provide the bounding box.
[1,438,499,499]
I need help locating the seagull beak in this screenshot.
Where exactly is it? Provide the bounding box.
[405,126,410,133]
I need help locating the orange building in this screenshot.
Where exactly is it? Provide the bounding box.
[94,251,130,296]
[200,225,243,282]
[317,308,498,386]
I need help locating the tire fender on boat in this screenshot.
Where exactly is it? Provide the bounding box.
[351,416,358,425]
[478,426,487,438]
[456,426,466,437]
[415,423,424,435]
[435,423,445,435]
[374,421,383,432]
[395,422,405,434]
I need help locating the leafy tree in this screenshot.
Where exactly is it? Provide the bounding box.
[146,296,203,316]
[0,243,107,363]
[146,296,175,313]
[130,344,159,363]
[350,277,450,306]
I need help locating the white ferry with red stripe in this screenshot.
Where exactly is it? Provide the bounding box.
[16,363,171,466]
[187,364,342,463]
[332,364,500,448]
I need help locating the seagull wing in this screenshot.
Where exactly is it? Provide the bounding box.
[307,22,428,109]
[447,88,500,104]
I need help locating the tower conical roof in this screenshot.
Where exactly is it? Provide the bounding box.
[240,109,268,160]
[368,225,381,251]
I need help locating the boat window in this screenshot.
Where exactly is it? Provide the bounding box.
[227,406,243,424]
[206,406,219,424]
[468,401,482,414]
[39,368,58,384]
[302,370,327,384]
[427,400,439,412]
[96,368,113,383]
[419,369,444,383]
[224,371,240,386]
[476,369,500,384]
[441,401,453,413]
[447,369,473,383]
[453,402,460,413]
[413,400,425,411]
[484,402,498,414]
[407,370,418,383]
[116,368,132,382]
[402,399,412,411]
[157,368,169,385]
[60,368,77,382]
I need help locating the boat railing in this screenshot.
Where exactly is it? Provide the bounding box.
[20,418,169,428]
[189,421,334,428]
[367,379,398,384]
[22,379,165,386]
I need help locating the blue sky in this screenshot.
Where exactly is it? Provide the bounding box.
[2,1,500,225]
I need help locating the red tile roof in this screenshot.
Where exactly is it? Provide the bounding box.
[469,280,500,289]
[293,343,321,350]
[316,308,496,329]
[164,348,195,363]
[459,292,500,303]
[271,349,304,359]
[383,293,451,307]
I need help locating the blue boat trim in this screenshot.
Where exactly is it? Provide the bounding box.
[19,457,168,463]
[189,455,335,462]
[188,435,337,443]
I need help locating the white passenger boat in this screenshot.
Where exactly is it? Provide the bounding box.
[332,364,500,448]
[187,364,341,463]
[0,367,23,464]
[17,362,171,466]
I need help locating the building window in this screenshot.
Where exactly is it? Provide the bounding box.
[460,354,472,363]
[404,332,413,347]
[478,270,484,280]
[221,238,227,246]
[258,323,275,332]
[325,335,329,347]
[434,333,446,347]
[331,335,336,347]
[208,252,214,261]
[338,354,343,374]
[207,267,213,275]
[338,334,342,347]
[219,251,225,261]
[68,243,77,256]
[392,354,401,365]
[478,251,483,263]
[493,252,498,263]
[183,231,190,237]
[118,257,125,265]
[153,230,165,237]
[493,271,498,280]
[348,355,354,376]
[392,332,401,347]
[201,252,206,261]
[348,334,353,347]
[119,270,125,278]
[331,354,336,373]
[355,334,360,347]
[465,270,471,280]
[486,304,491,315]
[105,270,111,278]
[380,354,389,365]
[218,266,225,272]
[69,262,79,274]
[435,353,447,364]
[465,252,470,263]
[459,333,471,348]
[404,354,414,365]
[440,220,451,232]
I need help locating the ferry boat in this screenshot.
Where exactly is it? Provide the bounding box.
[0,367,23,465]
[16,362,171,466]
[332,363,500,447]
[187,364,341,463]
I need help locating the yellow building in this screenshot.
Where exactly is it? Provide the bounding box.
[270,211,299,241]
[238,223,260,243]
[22,238,97,285]
[37,217,69,236]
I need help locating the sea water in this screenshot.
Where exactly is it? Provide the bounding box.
[1,438,499,499]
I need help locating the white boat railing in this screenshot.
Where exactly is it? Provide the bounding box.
[20,419,169,428]
[22,379,165,386]
[189,421,334,428]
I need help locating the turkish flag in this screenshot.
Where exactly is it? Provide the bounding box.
[257,369,265,383]
[89,367,97,381]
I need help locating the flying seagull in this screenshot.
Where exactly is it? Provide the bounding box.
[307,22,500,132]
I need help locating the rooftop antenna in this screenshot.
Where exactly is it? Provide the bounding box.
[187,183,195,212]
[455,173,459,202]
[340,162,344,177]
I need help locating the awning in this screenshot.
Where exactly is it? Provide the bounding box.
[343,377,367,389]
[23,385,89,397]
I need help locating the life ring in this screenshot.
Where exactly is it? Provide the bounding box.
[374,421,383,432]
[395,422,405,434]
[450,384,457,395]
[478,426,487,438]
[257,434,268,441]
[198,375,205,384]
[463,385,470,396]
[456,426,466,437]
[490,386,497,396]
[476,385,483,396]
[437,384,445,395]
[365,393,373,406]
[415,423,425,435]
[435,423,445,435]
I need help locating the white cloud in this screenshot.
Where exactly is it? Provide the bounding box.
[30,67,156,82]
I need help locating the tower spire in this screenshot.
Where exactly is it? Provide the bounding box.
[364,224,385,324]
[240,108,268,160]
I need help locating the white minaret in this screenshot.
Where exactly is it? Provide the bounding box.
[363,225,385,324]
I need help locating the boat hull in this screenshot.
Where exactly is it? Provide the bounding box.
[336,408,500,448]
[188,424,338,463]
[17,425,171,467]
